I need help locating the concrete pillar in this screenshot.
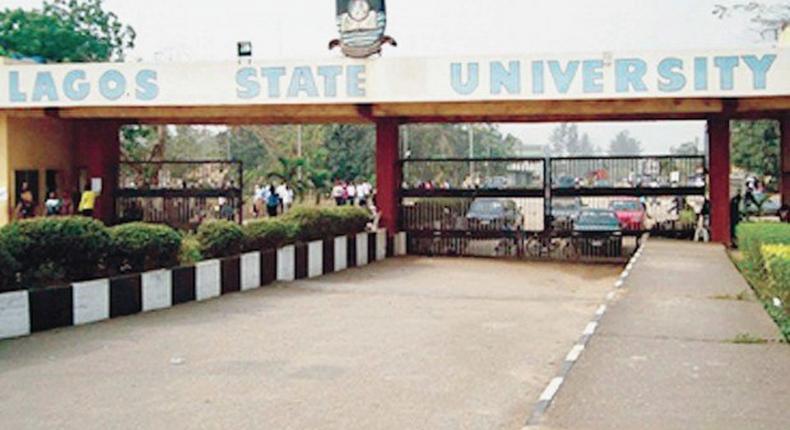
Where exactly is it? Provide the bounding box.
[76,120,121,225]
[375,119,401,235]
[781,116,790,207]
[708,119,731,244]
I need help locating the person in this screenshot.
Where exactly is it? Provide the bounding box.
[694,198,711,242]
[252,184,262,218]
[730,192,743,246]
[45,191,63,216]
[357,181,369,207]
[332,180,345,206]
[78,184,97,217]
[280,184,294,213]
[266,185,280,217]
[15,181,36,219]
[346,182,357,206]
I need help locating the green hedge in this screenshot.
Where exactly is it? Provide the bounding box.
[281,207,370,242]
[242,218,297,251]
[762,244,790,313]
[0,217,113,286]
[196,220,245,259]
[736,223,790,276]
[109,223,182,273]
[0,242,19,292]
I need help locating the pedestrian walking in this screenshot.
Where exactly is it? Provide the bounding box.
[78,184,97,218]
[347,182,357,206]
[266,185,280,217]
[332,181,345,206]
[45,191,63,216]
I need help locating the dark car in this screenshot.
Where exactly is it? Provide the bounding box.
[572,209,623,257]
[555,175,576,189]
[466,198,523,230]
[551,197,582,231]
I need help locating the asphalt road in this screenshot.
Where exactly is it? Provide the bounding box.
[0,257,619,430]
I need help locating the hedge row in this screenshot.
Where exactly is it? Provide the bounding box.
[200,206,371,258]
[736,223,790,319]
[0,207,372,292]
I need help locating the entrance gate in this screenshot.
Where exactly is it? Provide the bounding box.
[400,155,706,262]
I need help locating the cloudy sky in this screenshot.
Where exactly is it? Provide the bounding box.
[5,0,774,153]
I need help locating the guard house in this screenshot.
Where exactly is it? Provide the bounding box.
[1,48,789,244]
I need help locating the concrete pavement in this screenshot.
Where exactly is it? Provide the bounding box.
[0,257,619,430]
[539,239,790,430]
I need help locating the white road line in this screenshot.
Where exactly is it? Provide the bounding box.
[614,280,624,288]
[596,304,607,316]
[583,321,598,335]
[621,271,630,278]
[565,344,585,362]
[539,377,564,401]
[606,291,616,300]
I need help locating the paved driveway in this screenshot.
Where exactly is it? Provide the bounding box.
[0,257,618,430]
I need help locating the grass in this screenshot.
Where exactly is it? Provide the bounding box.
[729,250,790,342]
[729,333,769,345]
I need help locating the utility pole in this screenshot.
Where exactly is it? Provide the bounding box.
[297,125,303,180]
[469,124,475,180]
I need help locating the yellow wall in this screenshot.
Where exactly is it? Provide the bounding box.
[1,117,75,225]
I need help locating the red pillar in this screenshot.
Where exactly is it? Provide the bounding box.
[376,118,401,235]
[76,120,121,225]
[781,116,790,207]
[708,118,731,244]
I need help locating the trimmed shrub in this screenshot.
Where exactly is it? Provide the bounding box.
[737,223,790,276]
[762,244,790,312]
[242,218,297,251]
[109,223,182,273]
[0,216,113,285]
[0,241,20,292]
[179,234,203,265]
[196,220,244,259]
[321,206,370,237]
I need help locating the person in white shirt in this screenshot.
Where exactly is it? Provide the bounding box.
[332,180,345,206]
[346,183,357,206]
[357,181,369,206]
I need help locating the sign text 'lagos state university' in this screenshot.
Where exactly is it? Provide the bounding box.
[1,49,788,108]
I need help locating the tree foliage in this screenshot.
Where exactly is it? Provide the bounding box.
[732,120,780,184]
[608,130,643,156]
[670,140,702,155]
[0,0,135,62]
[545,123,596,156]
[713,2,790,39]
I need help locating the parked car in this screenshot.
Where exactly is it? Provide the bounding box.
[572,209,623,257]
[555,175,576,189]
[466,198,523,230]
[551,197,582,231]
[482,176,509,189]
[609,198,646,231]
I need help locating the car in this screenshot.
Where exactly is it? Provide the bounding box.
[482,176,510,189]
[572,209,623,257]
[609,198,646,231]
[550,197,582,231]
[555,175,576,189]
[466,198,523,230]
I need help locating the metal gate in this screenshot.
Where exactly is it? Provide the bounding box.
[400,155,706,263]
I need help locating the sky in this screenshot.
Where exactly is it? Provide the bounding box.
[4,0,775,153]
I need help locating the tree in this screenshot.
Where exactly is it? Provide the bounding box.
[713,2,790,40]
[324,125,376,182]
[546,123,580,156]
[0,0,135,62]
[578,133,596,155]
[731,120,780,186]
[608,130,643,156]
[671,139,702,155]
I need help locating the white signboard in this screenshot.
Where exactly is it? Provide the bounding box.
[0,187,7,203]
[0,48,788,108]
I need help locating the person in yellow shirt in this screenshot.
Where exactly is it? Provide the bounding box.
[78,184,97,218]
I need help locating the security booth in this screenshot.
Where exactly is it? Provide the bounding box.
[0,48,789,247]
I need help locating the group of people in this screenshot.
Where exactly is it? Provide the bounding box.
[14,182,98,220]
[252,183,294,218]
[331,180,372,207]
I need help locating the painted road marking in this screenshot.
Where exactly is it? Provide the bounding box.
[596,304,607,316]
[565,344,585,362]
[539,377,564,402]
[583,321,598,336]
[606,291,616,301]
[615,280,624,288]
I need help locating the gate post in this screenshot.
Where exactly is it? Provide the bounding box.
[781,116,790,208]
[708,118,731,244]
[76,120,121,225]
[375,118,401,235]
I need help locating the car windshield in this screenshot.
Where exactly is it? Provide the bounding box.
[469,200,505,214]
[611,200,642,211]
[578,211,619,226]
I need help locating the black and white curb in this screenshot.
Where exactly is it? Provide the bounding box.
[0,230,407,340]
[524,239,647,428]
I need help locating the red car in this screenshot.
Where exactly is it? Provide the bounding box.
[609,198,646,231]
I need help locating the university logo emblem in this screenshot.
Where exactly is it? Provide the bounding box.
[330,0,396,58]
